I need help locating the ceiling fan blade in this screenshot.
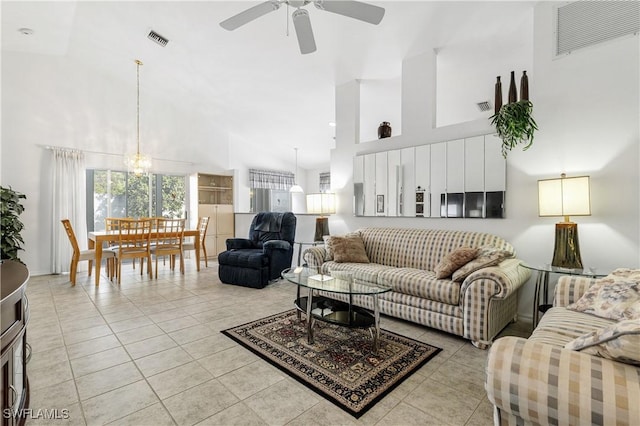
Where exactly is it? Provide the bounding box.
[292,9,317,54]
[314,0,385,25]
[220,1,281,31]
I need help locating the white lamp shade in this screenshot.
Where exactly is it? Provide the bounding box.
[538,175,591,217]
[306,193,336,215]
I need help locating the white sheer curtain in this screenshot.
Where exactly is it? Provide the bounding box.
[51,148,87,274]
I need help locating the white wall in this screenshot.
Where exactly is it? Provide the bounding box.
[435,11,533,127]
[331,2,639,322]
[1,53,229,275]
[359,77,402,143]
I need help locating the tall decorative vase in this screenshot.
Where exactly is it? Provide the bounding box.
[378,122,392,139]
[520,70,529,101]
[494,76,502,114]
[508,71,517,103]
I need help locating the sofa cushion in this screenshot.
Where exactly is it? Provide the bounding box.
[434,247,479,279]
[358,227,513,271]
[452,247,512,282]
[565,319,640,365]
[378,268,461,305]
[566,279,640,321]
[379,291,463,317]
[530,307,615,347]
[330,234,370,263]
[323,261,388,284]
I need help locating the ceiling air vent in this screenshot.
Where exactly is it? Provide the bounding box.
[555,1,639,57]
[148,30,169,47]
[476,101,492,112]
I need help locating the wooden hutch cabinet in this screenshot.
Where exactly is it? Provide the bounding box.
[192,173,234,259]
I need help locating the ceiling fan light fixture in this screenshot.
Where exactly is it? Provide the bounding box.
[288,0,309,8]
[220,0,385,54]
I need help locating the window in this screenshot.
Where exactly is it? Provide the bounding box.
[86,170,186,231]
[249,169,295,190]
[248,168,294,213]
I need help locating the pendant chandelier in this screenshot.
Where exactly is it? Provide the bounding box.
[124,59,152,176]
[290,147,303,193]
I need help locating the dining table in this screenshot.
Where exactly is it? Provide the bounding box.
[88,229,201,285]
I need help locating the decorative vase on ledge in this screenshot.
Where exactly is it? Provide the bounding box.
[494,76,502,114]
[508,71,517,103]
[520,70,529,101]
[378,122,392,139]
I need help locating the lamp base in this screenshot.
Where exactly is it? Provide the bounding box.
[551,222,583,269]
[314,217,330,242]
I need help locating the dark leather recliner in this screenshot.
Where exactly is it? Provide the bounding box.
[218,212,296,289]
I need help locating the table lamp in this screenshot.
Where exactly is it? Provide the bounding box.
[538,173,591,269]
[306,193,336,242]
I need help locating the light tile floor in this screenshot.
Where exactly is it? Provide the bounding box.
[24,261,531,426]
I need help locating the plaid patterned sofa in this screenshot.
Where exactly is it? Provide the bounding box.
[486,274,640,425]
[303,227,531,349]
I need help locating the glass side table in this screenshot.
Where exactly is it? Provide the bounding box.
[294,241,322,266]
[520,263,608,326]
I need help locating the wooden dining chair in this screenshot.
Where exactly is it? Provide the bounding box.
[183,216,210,267]
[107,216,151,275]
[60,219,116,285]
[151,218,185,277]
[114,218,153,283]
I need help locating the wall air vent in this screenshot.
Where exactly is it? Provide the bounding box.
[147,30,169,47]
[476,101,491,112]
[555,1,639,57]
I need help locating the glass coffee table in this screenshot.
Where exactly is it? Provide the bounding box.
[281,267,392,351]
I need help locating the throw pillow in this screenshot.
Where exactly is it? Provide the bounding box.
[323,235,334,261]
[565,319,640,365]
[324,232,360,261]
[608,268,640,282]
[451,248,512,282]
[566,279,640,321]
[330,234,370,263]
[434,247,479,279]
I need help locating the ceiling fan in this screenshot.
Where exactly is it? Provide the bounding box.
[220,1,385,54]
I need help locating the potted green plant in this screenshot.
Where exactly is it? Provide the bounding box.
[490,100,538,158]
[1,186,27,263]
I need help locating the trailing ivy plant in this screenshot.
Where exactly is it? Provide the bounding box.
[490,100,538,158]
[1,186,26,263]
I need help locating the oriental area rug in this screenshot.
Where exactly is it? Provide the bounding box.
[221,309,441,418]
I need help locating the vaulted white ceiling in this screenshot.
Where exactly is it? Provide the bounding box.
[1,1,534,169]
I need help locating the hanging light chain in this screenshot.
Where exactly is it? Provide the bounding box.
[125,58,151,176]
[135,59,143,156]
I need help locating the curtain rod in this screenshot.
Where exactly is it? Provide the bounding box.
[40,144,194,165]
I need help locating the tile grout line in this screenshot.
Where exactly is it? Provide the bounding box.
[78,269,181,425]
